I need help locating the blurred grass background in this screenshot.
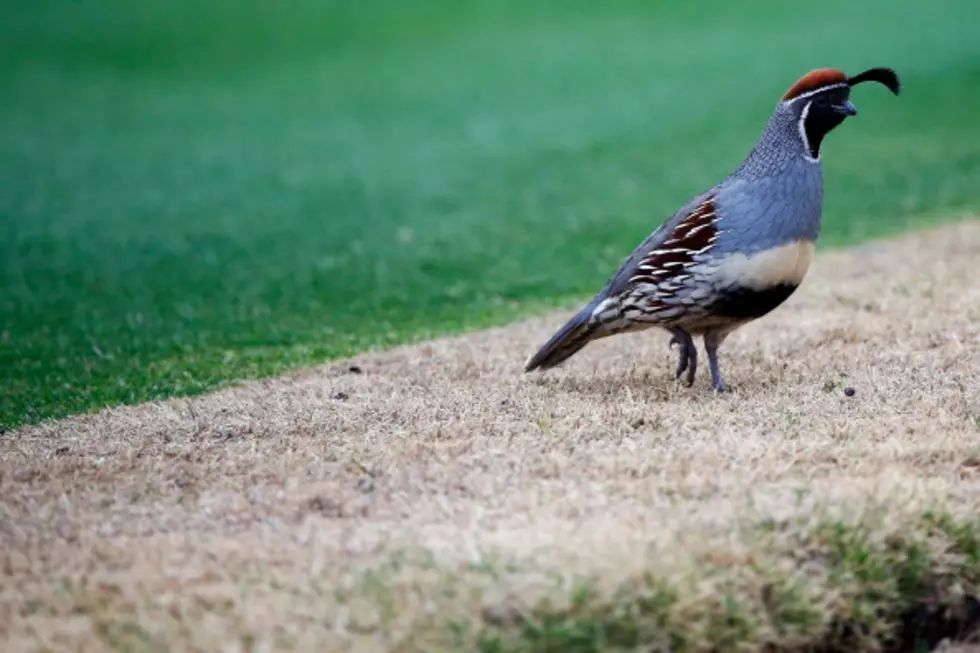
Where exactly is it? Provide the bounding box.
[2,0,979,428]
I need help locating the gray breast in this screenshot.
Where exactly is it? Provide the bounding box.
[712,159,824,256]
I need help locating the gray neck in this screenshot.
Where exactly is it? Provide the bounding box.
[731,103,814,180]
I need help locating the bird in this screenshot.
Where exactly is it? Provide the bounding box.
[523,66,901,391]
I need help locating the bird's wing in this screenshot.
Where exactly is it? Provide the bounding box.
[598,189,720,301]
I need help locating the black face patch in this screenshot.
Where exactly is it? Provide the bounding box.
[801,87,852,158]
[710,283,800,320]
[808,87,850,114]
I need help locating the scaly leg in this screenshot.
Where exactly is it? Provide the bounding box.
[703,328,731,392]
[668,328,697,386]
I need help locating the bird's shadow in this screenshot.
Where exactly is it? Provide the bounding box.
[526,368,734,401]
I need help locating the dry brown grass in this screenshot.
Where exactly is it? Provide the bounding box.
[4,221,980,652]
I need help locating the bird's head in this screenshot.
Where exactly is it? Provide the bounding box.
[780,67,900,161]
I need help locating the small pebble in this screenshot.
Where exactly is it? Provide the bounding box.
[844,387,856,397]
[482,602,523,627]
[212,429,238,442]
[348,365,362,374]
[355,475,375,493]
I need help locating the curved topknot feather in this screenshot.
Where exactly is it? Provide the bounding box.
[847,67,901,96]
[782,68,848,101]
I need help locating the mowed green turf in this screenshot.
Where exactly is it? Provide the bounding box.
[2,0,980,429]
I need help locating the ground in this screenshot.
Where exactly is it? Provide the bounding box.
[3,221,980,652]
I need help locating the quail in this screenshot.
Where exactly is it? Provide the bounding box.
[524,67,901,391]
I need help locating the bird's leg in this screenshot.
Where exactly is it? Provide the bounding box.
[704,329,731,392]
[668,328,697,386]
[668,330,688,378]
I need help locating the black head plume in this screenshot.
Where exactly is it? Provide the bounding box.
[847,67,900,96]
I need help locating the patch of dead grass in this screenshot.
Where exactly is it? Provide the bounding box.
[3,221,980,652]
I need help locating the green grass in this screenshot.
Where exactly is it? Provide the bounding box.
[3,0,980,429]
[462,510,980,653]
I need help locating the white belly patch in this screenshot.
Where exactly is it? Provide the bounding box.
[710,239,815,290]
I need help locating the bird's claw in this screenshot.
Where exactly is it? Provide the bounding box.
[669,330,697,386]
[675,354,689,380]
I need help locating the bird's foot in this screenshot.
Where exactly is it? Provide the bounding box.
[669,330,697,386]
[675,352,691,384]
[707,342,730,393]
[704,333,729,393]
[670,335,689,377]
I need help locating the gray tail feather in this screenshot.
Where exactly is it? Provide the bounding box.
[524,303,599,372]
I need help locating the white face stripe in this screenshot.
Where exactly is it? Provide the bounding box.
[798,100,819,163]
[783,82,849,104]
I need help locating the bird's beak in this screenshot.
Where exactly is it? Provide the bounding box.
[835,100,858,116]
